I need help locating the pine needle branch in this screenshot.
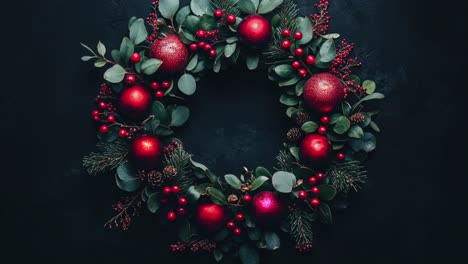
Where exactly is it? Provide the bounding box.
[275,149,294,172]
[288,207,314,252]
[83,141,128,176]
[163,146,195,192]
[328,161,367,193]
[211,0,240,16]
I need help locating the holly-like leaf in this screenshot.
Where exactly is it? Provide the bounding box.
[239,244,259,264]
[295,17,313,45]
[191,0,211,16]
[207,187,228,205]
[97,41,106,56]
[103,64,127,83]
[178,73,197,95]
[170,105,190,127]
[238,0,256,14]
[301,121,319,133]
[159,0,179,19]
[141,58,163,75]
[258,0,284,14]
[129,19,148,45]
[272,171,296,193]
[251,176,269,191]
[333,116,351,134]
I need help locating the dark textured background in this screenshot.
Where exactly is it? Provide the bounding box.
[10,0,468,262]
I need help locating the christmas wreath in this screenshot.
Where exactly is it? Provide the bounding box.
[81,0,384,262]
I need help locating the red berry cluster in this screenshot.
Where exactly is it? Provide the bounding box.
[295,242,314,253]
[296,172,328,208]
[150,80,171,99]
[329,39,363,98]
[170,239,217,252]
[226,213,245,236]
[280,29,314,79]
[104,196,142,231]
[146,1,161,42]
[310,0,331,36]
[164,140,184,155]
[95,83,114,102]
[190,29,220,58]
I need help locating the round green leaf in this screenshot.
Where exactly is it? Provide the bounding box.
[97,41,106,56]
[159,0,180,19]
[175,6,191,26]
[186,54,198,71]
[295,17,313,45]
[258,0,284,14]
[239,244,259,264]
[272,171,296,193]
[301,121,319,133]
[258,231,281,250]
[280,94,299,106]
[350,132,377,153]
[246,54,259,70]
[141,58,163,75]
[333,116,351,134]
[178,73,197,95]
[274,64,294,78]
[363,80,376,95]
[103,64,127,83]
[238,0,256,14]
[251,176,269,191]
[224,43,237,58]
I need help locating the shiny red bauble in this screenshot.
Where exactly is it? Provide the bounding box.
[119,85,152,120]
[149,34,189,75]
[300,134,331,165]
[281,40,291,49]
[294,48,304,56]
[227,221,235,229]
[197,203,226,232]
[238,15,272,47]
[171,185,180,194]
[306,55,316,65]
[214,9,224,19]
[162,186,172,196]
[316,172,326,180]
[125,74,136,85]
[235,213,245,222]
[130,135,163,169]
[251,191,285,225]
[282,29,291,37]
[303,73,344,113]
[294,32,303,40]
[321,115,330,125]
[318,126,327,135]
[292,61,301,69]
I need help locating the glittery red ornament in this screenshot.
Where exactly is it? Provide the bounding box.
[300,134,331,165]
[149,34,189,75]
[130,135,163,169]
[238,15,272,47]
[303,73,344,113]
[119,85,152,120]
[197,203,226,232]
[251,191,285,225]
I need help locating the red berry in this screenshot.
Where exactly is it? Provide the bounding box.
[93,116,100,122]
[209,49,217,58]
[318,126,327,135]
[294,32,303,40]
[316,172,326,180]
[233,228,242,236]
[306,55,316,65]
[162,81,171,89]
[107,115,115,123]
[214,9,224,19]
[226,14,236,24]
[298,190,307,199]
[155,90,164,99]
[321,116,330,125]
[311,187,320,195]
[337,153,346,160]
[235,213,245,222]
[292,61,301,69]
[177,208,186,215]
[196,30,206,38]
[227,221,235,229]
[204,44,212,51]
[189,43,198,51]
[118,129,128,138]
[99,125,109,134]
[98,102,107,110]
[171,185,180,194]
[308,176,317,185]
[242,194,252,203]
[167,211,177,222]
[162,186,172,196]
[130,52,141,63]
[178,197,188,206]
[125,74,136,85]
[92,110,100,116]
[310,198,320,207]
[281,40,291,49]
[298,69,307,78]
[282,29,291,38]
[295,48,304,56]
[150,82,160,90]
[160,198,168,204]
[198,41,206,48]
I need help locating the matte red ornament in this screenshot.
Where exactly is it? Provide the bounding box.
[119,85,152,120]
[130,135,163,169]
[238,15,272,47]
[197,203,226,232]
[303,73,344,113]
[149,34,189,75]
[300,134,331,164]
[251,191,285,225]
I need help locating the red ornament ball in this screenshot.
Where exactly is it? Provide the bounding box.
[149,34,189,75]
[227,221,235,229]
[189,43,198,51]
[197,203,226,232]
[119,85,152,120]
[177,208,186,215]
[130,135,163,169]
[171,185,180,194]
[226,14,237,24]
[162,186,172,196]
[294,48,304,56]
[150,82,160,90]
[337,153,346,160]
[321,115,330,125]
[178,197,188,206]
[300,134,331,164]
[167,211,177,222]
[308,176,318,185]
[318,126,327,135]
[316,172,326,180]
[235,213,245,222]
[238,15,272,47]
[251,191,285,225]
[130,52,141,63]
[303,73,344,113]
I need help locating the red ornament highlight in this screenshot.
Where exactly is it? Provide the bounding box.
[251,191,285,225]
[149,34,189,75]
[130,135,163,169]
[303,73,344,113]
[238,15,272,47]
[119,85,152,120]
[300,134,331,164]
[197,203,226,232]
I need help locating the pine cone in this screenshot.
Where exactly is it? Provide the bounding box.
[146,171,164,188]
[350,113,365,125]
[287,128,303,141]
[296,112,311,126]
[163,165,178,179]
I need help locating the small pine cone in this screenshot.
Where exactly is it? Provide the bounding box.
[147,171,164,188]
[227,194,239,203]
[163,165,178,179]
[287,128,303,141]
[350,113,366,125]
[296,112,311,126]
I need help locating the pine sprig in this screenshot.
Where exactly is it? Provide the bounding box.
[164,146,195,192]
[288,207,314,252]
[328,161,367,193]
[83,141,128,176]
[211,0,240,16]
[275,149,294,172]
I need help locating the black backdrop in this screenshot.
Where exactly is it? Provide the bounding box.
[10,0,468,263]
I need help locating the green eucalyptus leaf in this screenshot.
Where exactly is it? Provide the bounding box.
[296,80,305,96]
[207,187,228,205]
[178,218,192,242]
[255,167,271,177]
[280,94,298,106]
[176,6,191,27]
[224,43,237,58]
[103,64,127,83]
[342,101,352,116]
[248,228,262,241]
[128,17,137,30]
[272,171,296,193]
[111,50,121,64]
[151,101,169,123]
[333,116,351,134]
[369,121,381,133]
[94,59,107,68]
[159,0,179,19]
[278,76,300,87]
[170,106,190,127]
[290,146,300,160]
[200,14,218,30]
[97,41,106,56]
[183,15,201,33]
[246,54,259,70]
[186,54,199,71]
[178,73,197,95]
[316,39,336,63]
[238,0,256,14]
[301,121,319,133]
[224,174,242,189]
[319,203,332,224]
[251,176,269,191]
[274,64,294,78]
[363,80,376,94]
[226,36,239,43]
[349,132,376,153]
[115,162,140,192]
[80,42,96,55]
[81,56,95,62]
[258,0,284,14]
[353,93,385,110]
[213,249,223,262]
[191,0,211,16]
[239,244,259,264]
[119,37,134,64]
[147,192,160,213]
[347,125,364,139]
[295,17,313,45]
[141,58,163,75]
[129,19,148,45]
[258,231,281,250]
[318,184,337,201]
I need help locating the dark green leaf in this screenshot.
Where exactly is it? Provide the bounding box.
[342,101,352,116]
[347,125,364,139]
[119,37,134,64]
[111,50,121,64]
[278,76,300,87]
[239,244,259,264]
[176,6,191,27]
[147,192,160,213]
[248,228,261,240]
[280,94,298,106]
[103,64,127,83]
[258,0,284,14]
[274,64,294,78]
[333,116,351,134]
[141,58,163,75]
[178,218,192,242]
[170,106,190,127]
[258,231,281,250]
[224,174,242,189]
[191,0,211,16]
[369,121,381,133]
[178,73,197,95]
[183,15,200,33]
[352,93,385,110]
[296,80,305,96]
[115,162,140,192]
[213,249,223,262]
[129,19,148,45]
[207,187,227,205]
[318,184,337,201]
[200,14,218,31]
[255,167,271,177]
[238,0,256,14]
[272,171,296,193]
[319,203,332,224]
[251,176,269,191]
[289,146,300,160]
[159,0,179,19]
[349,132,377,153]
[226,36,238,43]
[301,121,319,133]
[151,101,168,123]
[154,125,174,136]
[316,39,336,63]
[246,54,259,70]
